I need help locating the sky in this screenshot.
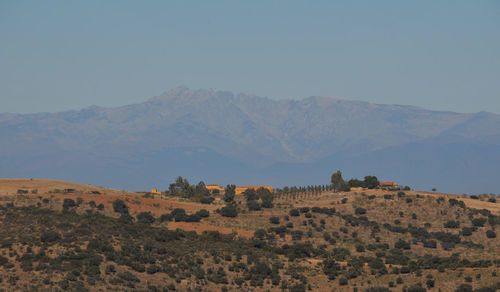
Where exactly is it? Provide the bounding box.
[0,1,499,114]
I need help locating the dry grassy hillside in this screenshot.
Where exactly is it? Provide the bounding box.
[0,179,499,292]
[0,179,129,196]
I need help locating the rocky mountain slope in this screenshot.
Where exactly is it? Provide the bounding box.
[1,87,499,193]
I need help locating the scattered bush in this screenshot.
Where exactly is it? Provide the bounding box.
[269,216,280,224]
[112,200,129,215]
[486,230,496,238]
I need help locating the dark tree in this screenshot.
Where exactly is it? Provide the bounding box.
[331,170,345,192]
[363,176,380,189]
[223,185,236,203]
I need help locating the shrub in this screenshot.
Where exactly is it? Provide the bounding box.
[136,212,155,224]
[395,239,411,250]
[105,264,116,274]
[472,218,487,227]
[339,277,348,285]
[444,220,460,228]
[486,230,496,238]
[291,230,304,240]
[355,208,367,215]
[426,279,435,288]
[159,213,172,222]
[196,209,210,218]
[112,200,129,215]
[220,203,238,217]
[423,240,437,249]
[200,197,215,204]
[254,229,267,240]
[40,231,61,243]
[146,265,161,274]
[247,200,261,211]
[185,214,201,222]
[0,256,8,266]
[62,198,76,211]
[173,209,187,222]
[289,209,300,217]
[269,216,280,224]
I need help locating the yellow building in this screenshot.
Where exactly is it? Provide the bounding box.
[235,185,274,195]
[350,187,367,191]
[206,184,224,193]
[151,189,162,194]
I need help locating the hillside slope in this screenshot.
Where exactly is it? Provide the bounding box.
[0,181,499,291]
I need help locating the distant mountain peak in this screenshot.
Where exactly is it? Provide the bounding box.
[1,87,499,193]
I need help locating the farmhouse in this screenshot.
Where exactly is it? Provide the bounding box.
[235,185,273,195]
[206,184,224,193]
[379,182,399,190]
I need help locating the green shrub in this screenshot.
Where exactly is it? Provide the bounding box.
[220,203,238,217]
[113,200,129,215]
[40,230,61,243]
[269,216,280,224]
[444,220,460,228]
[136,212,155,224]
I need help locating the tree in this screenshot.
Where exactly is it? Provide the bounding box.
[223,185,236,203]
[257,187,274,208]
[347,179,365,188]
[243,189,258,201]
[331,170,345,192]
[364,176,379,189]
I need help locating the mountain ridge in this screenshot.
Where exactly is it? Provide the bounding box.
[1,87,499,193]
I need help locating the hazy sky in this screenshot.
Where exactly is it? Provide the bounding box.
[1,1,499,114]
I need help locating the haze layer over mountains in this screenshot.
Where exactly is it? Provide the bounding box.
[1,87,499,193]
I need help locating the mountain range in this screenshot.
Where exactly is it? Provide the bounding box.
[1,87,499,194]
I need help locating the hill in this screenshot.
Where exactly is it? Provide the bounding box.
[1,87,500,193]
[0,179,499,291]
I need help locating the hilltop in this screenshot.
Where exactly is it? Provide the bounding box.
[1,87,500,193]
[0,179,498,291]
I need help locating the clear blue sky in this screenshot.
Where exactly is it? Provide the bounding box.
[1,0,499,114]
